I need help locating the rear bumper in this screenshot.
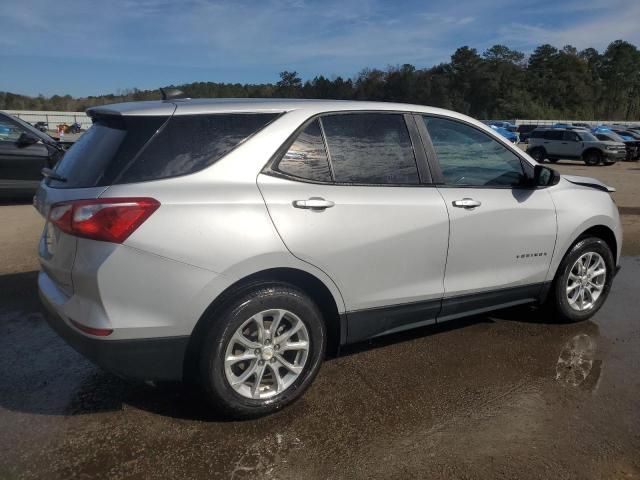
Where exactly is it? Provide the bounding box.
[39,290,189,382]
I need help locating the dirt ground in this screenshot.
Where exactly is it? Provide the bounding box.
[0,162,639,479]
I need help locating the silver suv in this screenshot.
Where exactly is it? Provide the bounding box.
[36,99,622,418]
[527,127,625,165]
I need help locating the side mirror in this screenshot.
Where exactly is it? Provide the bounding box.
[533,164,560,187]
[17,132,39,147]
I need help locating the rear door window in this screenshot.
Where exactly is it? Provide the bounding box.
[50,113,279,188]
[321,113,419,185]
[544,130,563,141]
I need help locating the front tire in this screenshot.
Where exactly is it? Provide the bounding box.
[546,237,614,323]
[584,150,602,166]
[199,283,326,419]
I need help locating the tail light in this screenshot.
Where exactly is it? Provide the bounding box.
[48,197,160,243]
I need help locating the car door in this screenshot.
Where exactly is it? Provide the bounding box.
[0,116,49,195]
[418,115,557,320]
[542,129,564,157]
[560,130,581,157]
[258,112,450,343]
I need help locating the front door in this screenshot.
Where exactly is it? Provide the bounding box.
[419,115,557,320]
[258,112,450,342]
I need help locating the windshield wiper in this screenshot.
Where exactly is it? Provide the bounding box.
[41,168,67,183]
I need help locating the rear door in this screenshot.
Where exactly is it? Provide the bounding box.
[0,116,49,194]
[543,130,564,156]
[418,115,557,319]
[258,112,450,342]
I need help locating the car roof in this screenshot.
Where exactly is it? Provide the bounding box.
[86,98,466,119]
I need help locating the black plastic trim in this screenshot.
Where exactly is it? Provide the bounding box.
[346,298,441,344]
[438,283,546,322]
[343,282,550,345]
[40,292,188,381]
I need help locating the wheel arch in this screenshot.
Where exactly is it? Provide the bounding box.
[582,147,603,160]
[551,223,618,283]
[183,267,344,382]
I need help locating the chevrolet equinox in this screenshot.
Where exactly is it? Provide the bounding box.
[36,98,622,418]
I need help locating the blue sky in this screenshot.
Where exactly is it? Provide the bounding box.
[1,0,639,97]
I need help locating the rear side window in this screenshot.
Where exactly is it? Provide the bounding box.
[530,129,544,139]
[321,113,419,185]
[544,130,563,141]
[276,119,332,182]
[50,113,278,188]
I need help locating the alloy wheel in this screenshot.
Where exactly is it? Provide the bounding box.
[223,309,310,399]
[566,252,606,312]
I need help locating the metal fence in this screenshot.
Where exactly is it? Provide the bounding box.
[4,110,92,130]
[486,119,640,127]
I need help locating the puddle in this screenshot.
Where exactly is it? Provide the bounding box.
[555,334,601,389]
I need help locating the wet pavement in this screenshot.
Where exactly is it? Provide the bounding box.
[1,253,639,479]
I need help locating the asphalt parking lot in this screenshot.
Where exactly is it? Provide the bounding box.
[1,161,639,479]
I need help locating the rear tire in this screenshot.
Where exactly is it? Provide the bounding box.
[199,283,326,419]
[545,237,614,323]
[584,150,602,166]
[529,148,546,162]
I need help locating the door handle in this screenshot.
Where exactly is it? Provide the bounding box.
[292,197,335,210]
[452,198,481,209]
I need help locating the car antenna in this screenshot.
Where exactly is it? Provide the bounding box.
[160,87,188,101]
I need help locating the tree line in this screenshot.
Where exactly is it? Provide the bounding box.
[2,40,640,120]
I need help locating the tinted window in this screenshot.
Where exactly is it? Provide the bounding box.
[579,131,598,141]
[125,113,278,183]
[423,116,525,187]
[50,115,166,188]
[321,113,419,185]
[50,113,278,188]
[530,129,544,139]
[544,130,563,141]
[277,120,331,182]
[562,131,580,141]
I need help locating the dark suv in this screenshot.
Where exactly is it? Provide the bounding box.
[0,111,65,198]
[527,128,625,165]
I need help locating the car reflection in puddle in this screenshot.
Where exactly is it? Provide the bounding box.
[555,333,602,390]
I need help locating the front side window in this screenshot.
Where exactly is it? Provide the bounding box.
[423,116,525,187]
[276,119,332,182]
[321,113,419,185]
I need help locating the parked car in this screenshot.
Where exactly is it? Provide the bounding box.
[488,121,518,132]
[490,124,519,143]
[527,127,625,165]
[33,121,49,133]
[67,122,83,134]
[517,124,539,143]
[0,111,65,197]
[36,99,622,418]
[592,127,640,161]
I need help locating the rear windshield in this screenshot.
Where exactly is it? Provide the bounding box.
[49,112,279,188]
